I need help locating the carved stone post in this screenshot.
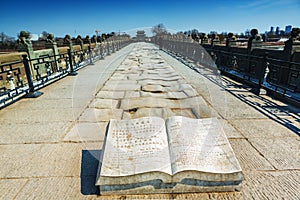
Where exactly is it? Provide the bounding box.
[226,33,237,48]
[76,35,84,50]
[283,28,300,61]
[17,30,35,60]
[45,33,59,71]
[85,36,94,65]
[201,35,209,45]
[63,35,77,76]
[211,34,220,47]
[63,34,73,52]
[247,29,262,53]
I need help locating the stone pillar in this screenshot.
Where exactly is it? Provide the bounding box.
[283,28,300,61]
[84,35,92,46]
[247,29,262,53]
[63,34,73,52]
[283,28,300,90]
[45,33,60,71]
[199,33,207,45]
[17,30,35,60]
[226,33,237,48]
[85,35,94,64]
[76,35,84,50]
[201,36,209,45]
[91,35,97,44]
[211,34,220,47]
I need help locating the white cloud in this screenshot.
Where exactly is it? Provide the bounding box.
[238,0,299,9]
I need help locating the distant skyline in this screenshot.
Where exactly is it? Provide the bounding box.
[0,0,299,38]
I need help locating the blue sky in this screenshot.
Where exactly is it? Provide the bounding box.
[0,0,299,38]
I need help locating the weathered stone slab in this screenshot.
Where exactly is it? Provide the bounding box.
[192,105,220,119]
[120,97,176,110]
[138,80,180,87]
[5,98,90,110]
[130,108,175,119]
[126,74,141,80]
[183,89,198,97]
[240,171,300,199]
[220,120,244,139]
[137,75,183,81]
[249,137,300,170]
[79,108,123,122]
[13,177,90,199]
[146,72,180,78]
[122,60,138,66]
[229,139,274,171]
[89,99,119,109]
[123,67,141,74]
[101,83,141,91]
[63,122,107,142]
[0,143,82,178]
[116,65,129,71]
[140,91,169,98]
[0,108,82,123]
[165,84,195,92]
[108,75,128,81]
[124,91,140,98]
[167,91,188,99]
[142,84,165,92]
[213,96,268,119]
[179,96,208,108]
[95,91,125,99]
[0,122,71,144]
[121,111,132,120]
[104,80,138,85]
[229,119,298,138]
[171,108,197,118]
[40,86,96,99]
[0,179,28,200]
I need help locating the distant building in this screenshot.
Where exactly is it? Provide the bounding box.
[285,25,292,33]
[270,26,274,33]
[136,30,146,41]
[275,26,280,35]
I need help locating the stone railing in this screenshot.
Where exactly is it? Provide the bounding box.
[0,33,132,108]
[154,31,300,107]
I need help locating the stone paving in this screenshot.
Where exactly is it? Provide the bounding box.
[0,42,299,199]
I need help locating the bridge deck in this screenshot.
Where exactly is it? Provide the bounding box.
[0,43,299,199]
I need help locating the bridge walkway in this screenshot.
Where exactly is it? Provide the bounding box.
[0,42,299,199]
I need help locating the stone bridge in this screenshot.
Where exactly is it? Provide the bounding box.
[0,42,299,199]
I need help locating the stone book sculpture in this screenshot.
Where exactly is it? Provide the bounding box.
[96,116,243,195]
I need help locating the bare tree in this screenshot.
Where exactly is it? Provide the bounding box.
[0,32,6,42]
[39,31,49,40]
[152,23,167,36]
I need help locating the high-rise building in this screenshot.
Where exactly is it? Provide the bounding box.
[275,26,280,35]
[285,25,292,33]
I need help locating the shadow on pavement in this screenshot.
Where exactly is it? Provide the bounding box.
[80,150,101,195]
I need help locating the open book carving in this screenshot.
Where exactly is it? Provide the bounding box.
[96,116,243,195]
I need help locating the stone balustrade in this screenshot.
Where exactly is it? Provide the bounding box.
[0,31,132,108]
[155,29,300,107]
